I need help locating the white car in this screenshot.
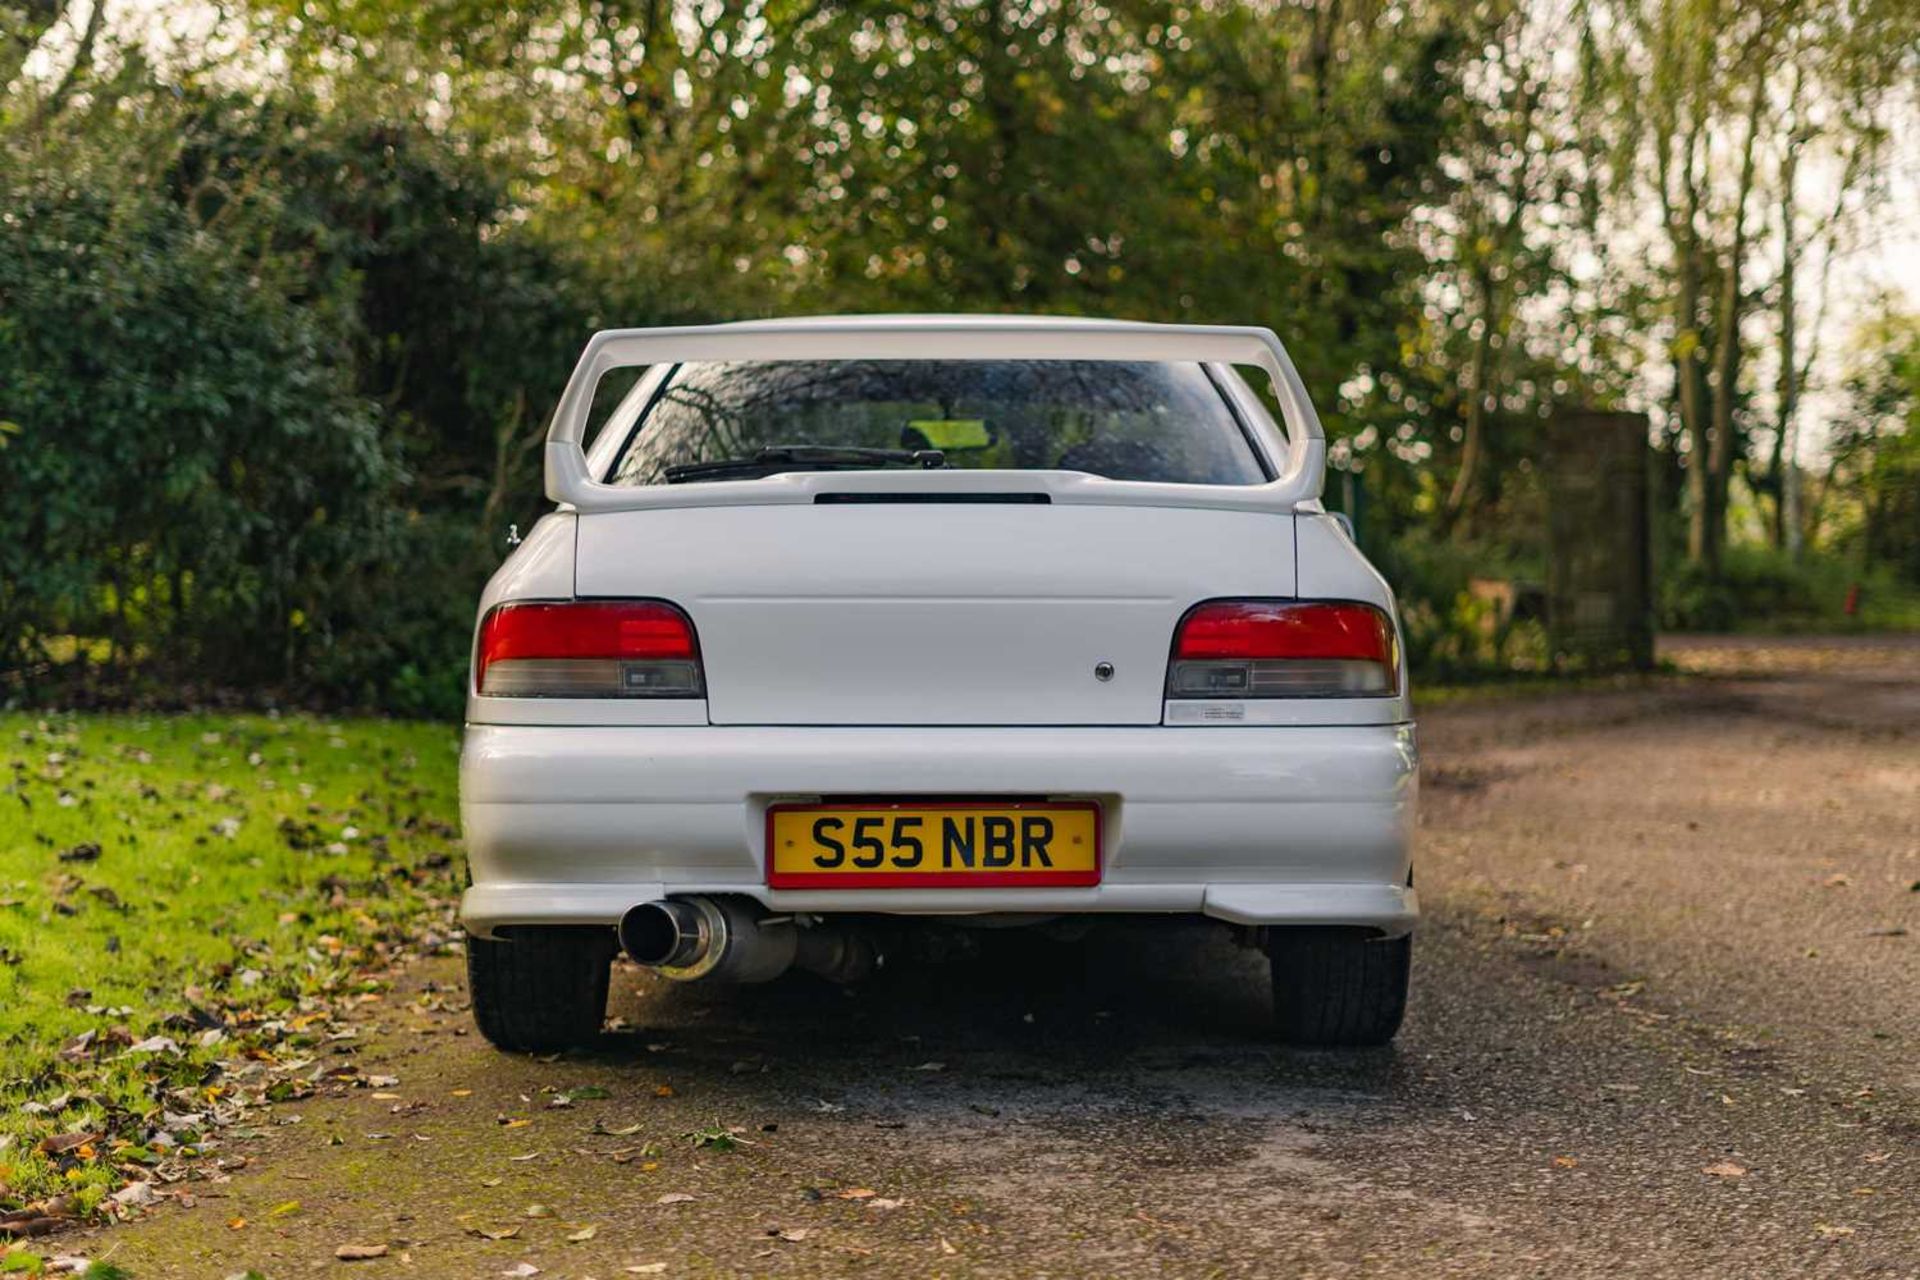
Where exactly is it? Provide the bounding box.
[459,316,1417,1050]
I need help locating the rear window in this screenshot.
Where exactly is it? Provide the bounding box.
[605,359,1269,487]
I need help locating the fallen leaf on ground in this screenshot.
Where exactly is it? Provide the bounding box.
[525,1204,554,1219]
[656,1192,696,1205]
[500,1265,541,1277]
[335,1243,389,1260]
[469,1226,521,1241]
[910,1061,946,1072]
[776,1227,810,1242]
[1704,1161,1747,1178]
[1814,1224,1854,1239]
[567,1226,598,1243]
[37,1131,103,1156]
[836,1188,876,1200]
[123,1035,181,1056]
[625,1266,669,1275]
[867,1198,906,1210]
[110,1181,156,1207]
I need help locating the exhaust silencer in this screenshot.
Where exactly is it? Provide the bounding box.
[618,896,877,984]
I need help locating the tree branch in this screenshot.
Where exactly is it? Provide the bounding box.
[23,0,105,133]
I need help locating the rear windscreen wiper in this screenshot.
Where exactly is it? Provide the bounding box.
[663,445,948,484]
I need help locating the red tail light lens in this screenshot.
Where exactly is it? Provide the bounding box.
[476,601,703,698]
[1168,601,1398,698]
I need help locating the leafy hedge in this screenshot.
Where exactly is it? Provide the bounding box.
[0,142,397,693]
[1,102,594,716]
[1659,545,1920,634]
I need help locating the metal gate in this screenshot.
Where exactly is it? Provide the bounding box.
[1545,410,1654,670]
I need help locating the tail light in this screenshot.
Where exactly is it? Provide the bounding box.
[1168,601,1398,698]
[476,601,703,698]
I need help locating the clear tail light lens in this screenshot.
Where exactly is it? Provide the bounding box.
[476,601,703,698]
[1168,601,1399,698]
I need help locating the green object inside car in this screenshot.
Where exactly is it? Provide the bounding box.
[905,418,992,451]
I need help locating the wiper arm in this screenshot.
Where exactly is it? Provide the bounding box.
[663,445,948,484]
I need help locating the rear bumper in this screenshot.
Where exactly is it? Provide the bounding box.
[459,723,1418,936]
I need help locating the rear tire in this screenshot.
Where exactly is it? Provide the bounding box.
[1267,927,1410,1047]
[467,926,616,1052]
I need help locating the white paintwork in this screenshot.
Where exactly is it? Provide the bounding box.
[460,722,1417,935]
[460,315,1416,935]
[572,503,1294,726]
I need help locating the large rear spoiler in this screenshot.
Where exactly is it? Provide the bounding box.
[544,315,1327,512]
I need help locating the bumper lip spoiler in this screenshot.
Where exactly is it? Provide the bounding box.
[541,315,1328,515]
[459,882,1417,938]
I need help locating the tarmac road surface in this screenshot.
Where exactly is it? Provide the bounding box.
[80,636,1920,1278]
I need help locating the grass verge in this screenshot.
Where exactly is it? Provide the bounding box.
[0,711,461,1237]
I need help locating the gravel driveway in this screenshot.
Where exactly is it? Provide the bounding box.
[79,637,1918,1278]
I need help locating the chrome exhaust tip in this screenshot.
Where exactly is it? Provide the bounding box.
[617,899,711,970]
[617,896,879,985]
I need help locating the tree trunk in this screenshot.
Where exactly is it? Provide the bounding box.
[479,389,534,555]
[1774,124,1801,556]
[1306,0,1343,228]
[1445,263,1497,528]
[24,0,105,132]
[1701,78,1766,580]
[1667,116,1712,567]
[1444,73,1537,531]
[0,0,69,94]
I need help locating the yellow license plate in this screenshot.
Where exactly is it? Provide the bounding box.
[765,801,1101,889]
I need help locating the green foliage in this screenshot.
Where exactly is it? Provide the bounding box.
[1660,546,1920,633]
[167,99,598,523]
[1822,309,1920,583]
[0,136,400,692]
[290,512,480,720]
[1369,534,1551,681]
[3,0,1916,704]
[0,92,594,710]
[0,711,460,1214]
